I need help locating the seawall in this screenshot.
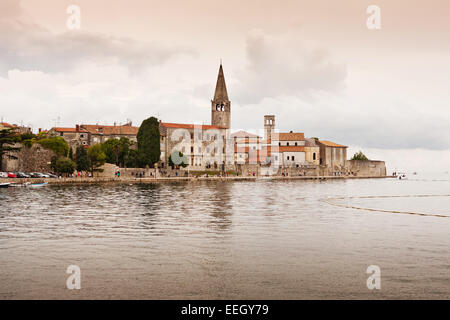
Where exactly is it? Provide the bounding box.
[0,175,394,185]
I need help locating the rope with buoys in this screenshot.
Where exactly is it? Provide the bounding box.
[322,194,450,219]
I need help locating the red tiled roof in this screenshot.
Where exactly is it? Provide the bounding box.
[161,122,225,130]
[319,140,347,148]
[0,122,14,128]
[51,127,82,133]
[272,132,305,141]
[81,124,139,135]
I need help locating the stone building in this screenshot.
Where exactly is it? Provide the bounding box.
[49,122,139,149]
[158,64,232,170]
[317,140,348,175]
[305,138,320,165]
[48,126,90,149]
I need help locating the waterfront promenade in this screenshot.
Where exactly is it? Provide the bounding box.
[0,175,393,185]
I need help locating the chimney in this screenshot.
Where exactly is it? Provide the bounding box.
[76,124,80,132]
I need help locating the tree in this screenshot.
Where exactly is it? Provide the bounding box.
[117,137,133,167]
[102,137,134,167]
[68,147,74,160]
[87,144,106,175]
[51,156,76,176]
[351,151,369,161]
[102,138,120,165]
[168,150,188,169]
[0,128,21,170]
[75,145,90,172]
[37,136,69,157]
[20,132,37,148]
[137,117,160,167]
[126,149,139,168]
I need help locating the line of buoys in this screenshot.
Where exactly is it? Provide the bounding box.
[322,195,450,219]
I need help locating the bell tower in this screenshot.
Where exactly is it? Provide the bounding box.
[264,115,275,142]
[211,64,231,129]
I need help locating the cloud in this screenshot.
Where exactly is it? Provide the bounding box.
[0,0,193,76]
[233,30,347,104]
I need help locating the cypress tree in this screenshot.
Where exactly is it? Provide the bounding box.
[137,117,161,167]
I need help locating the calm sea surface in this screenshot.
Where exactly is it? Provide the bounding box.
[1,175,449,299]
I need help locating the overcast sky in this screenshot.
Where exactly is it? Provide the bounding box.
[1,0,449,173]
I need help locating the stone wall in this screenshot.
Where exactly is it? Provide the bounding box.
[2,143,56,172]
[346,160,386,177]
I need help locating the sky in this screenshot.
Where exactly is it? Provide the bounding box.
[0,0,449,173]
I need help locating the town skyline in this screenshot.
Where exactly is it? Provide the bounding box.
[1,0,450,173]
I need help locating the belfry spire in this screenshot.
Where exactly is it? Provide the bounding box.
[211,63,231,129]
[213,64,229,101]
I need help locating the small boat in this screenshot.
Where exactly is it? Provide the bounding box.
[28,182,48,188]
[397,173,408,180]
[0,183,11,188]
[10,182,31,187]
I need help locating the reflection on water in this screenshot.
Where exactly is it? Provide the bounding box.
[0,176,449,299]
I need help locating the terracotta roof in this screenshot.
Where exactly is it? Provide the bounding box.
[0,122,14,128]
[231,130,261,138]
[319,140,347,148]
[81,124,139,135]
[161,122,225,130]
[51,127,83,133]
[272,132,305,141]
[273,146,306,152]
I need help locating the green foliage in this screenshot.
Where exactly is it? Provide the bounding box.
[51,156,76,175]
[101,137,134,167]
[0,128,21,170]
[20,132,37,148]
[75,146,90,172]
[37,136,69,157]
[68,147,74,160]
[168,150,188,168]
[125,149,140,168]
[88,143,106,174]
[351,151,369,161]
[137,117,160,168]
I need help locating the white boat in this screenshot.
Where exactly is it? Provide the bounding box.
[28,182,48,188]
[0,183,11,188]
[10,182,31,187]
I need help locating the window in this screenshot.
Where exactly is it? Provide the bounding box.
[287,142,289,146]
[191,146,194,153]
[313,153,316,160]
[279,142,281,146]
[275,156,278,161]
[287,156,290,160]
[292,156,295,161]
[80,134,84,138]
[295,142,297,146]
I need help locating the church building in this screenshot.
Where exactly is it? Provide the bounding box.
[158,64,233,170]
